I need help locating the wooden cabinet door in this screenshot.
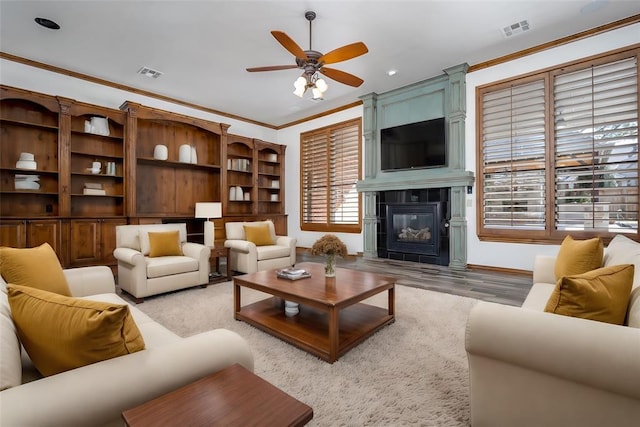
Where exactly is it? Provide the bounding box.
[0,220,26,247]
[101,219,126,265]
[26,220,61,254]
[69,219,101,266]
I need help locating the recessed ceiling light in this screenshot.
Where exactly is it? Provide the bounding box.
[34,17,60,30]
[387,70,397,76]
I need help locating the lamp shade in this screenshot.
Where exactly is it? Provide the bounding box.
[195,202,222,219]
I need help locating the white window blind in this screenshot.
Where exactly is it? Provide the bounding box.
[554,56,638,231]
[481,79,547,229]
[301,119,362,232]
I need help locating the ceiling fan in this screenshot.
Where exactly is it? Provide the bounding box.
[246,11,368,93]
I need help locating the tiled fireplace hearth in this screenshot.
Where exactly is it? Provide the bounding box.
[356,64,474,269]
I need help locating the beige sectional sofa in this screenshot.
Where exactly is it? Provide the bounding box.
[0,265,253,426]
[465,234,640,427]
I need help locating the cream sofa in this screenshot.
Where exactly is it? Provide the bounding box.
[224,221,296,274]
[0,265,253,426]
[113,223,210,302]
[465,234,640,427]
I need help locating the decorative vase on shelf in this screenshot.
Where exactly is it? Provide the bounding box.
[190,146,197,164]
[153,144,168,160]
[178,144,191,163]
[324,253,336,277]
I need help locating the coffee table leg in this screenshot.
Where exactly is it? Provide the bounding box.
[328,307,339,362]
[388,286,395,316]
[234,282,241,315]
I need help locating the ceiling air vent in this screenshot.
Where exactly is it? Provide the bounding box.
[137,66,163,79]
[502,20,530,38]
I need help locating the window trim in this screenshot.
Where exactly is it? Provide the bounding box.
[476,45,640,244]
[299,117,362,233]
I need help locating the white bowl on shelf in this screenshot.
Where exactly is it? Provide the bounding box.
[15,174,39,181]
[16,160,37,170]
[19,152,35,161]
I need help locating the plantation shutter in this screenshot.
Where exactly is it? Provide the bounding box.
[481,79,547,229]
[554,56,638,231]
[301,131,329,225]
[301,119,362,232]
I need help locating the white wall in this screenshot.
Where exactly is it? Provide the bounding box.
[276,106,365,255]
[465,23,640,271]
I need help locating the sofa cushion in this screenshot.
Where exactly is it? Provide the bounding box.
[554,236,603,280]
[146,256,199,279]
[148,230,183,257]
[0,243,71,296]
[545,264,634,325]
[244,223,274,246]
[256,245,292,261]
[7,284,145,376]
[603,234,640,328]
[0,277,21,390]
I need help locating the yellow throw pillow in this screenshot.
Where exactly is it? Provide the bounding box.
[545,264,634,325]
[0,243,71,296]
[7,284,145,376]
[244,223,274,246]
[148,231,182,257]
[554,236,603,280]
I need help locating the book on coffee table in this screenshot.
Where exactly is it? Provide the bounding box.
[277,268,311,281]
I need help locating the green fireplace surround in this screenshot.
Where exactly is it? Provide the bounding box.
[356,63,474,269]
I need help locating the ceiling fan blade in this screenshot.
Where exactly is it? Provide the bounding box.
[246,65,299,72]
[318,42,368,65]
[319,67,364,87]
[271,31,308,60]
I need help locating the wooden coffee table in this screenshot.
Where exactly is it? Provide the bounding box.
[234,262,395,363]
[122,363,313,426]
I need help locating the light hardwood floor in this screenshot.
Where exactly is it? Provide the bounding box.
[296,252,533,307]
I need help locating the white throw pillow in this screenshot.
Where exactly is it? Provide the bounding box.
[604,234,640,328]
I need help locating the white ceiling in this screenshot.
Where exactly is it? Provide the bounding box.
[1,1,638,127]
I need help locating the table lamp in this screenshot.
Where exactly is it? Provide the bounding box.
[195,202,222,246]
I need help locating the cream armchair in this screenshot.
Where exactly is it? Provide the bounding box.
[224,220,296,274]
[113,223,210,302]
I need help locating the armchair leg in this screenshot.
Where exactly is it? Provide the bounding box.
[120,289,144,304]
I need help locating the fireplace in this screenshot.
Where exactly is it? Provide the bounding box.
[377,188,450,265]
[386,203,440,256]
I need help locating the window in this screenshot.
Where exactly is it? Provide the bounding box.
[478,48,639,242]
[300,118,362,233]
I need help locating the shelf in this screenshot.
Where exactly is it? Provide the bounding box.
[1,167,58,175]
[71,172,122,178]
[71,194,124,198]
[70,150,123,160]
[1,190,58,195]
[0,117,58,131]
[70,130,124,141]
[137,157,222,170]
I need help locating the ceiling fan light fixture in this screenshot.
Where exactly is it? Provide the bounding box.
[312,87,324,100]
[315,78,328,93]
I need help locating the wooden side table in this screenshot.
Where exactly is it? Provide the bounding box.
[122,364,313,427]
[208,243,231,284]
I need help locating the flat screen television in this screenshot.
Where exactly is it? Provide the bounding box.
[380,118,446,171]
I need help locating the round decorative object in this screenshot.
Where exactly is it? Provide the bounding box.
[325,253,336,277]
[284,301,299,317]
[190,146,198,164]
[153,144,168,160]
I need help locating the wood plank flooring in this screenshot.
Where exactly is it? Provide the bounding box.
[296,253,533,307]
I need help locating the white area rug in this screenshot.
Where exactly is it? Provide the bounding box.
[136,281,477,426]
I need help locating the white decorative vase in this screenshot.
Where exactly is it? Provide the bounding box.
[284,301,299,317]
[190,146,198,164]
[235,186,243,201]
[153,145,168,160]
[178,144,191,163]
[229,186,237,201]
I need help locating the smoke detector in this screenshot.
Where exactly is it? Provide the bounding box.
[502,20,530,38]
[137,66,163,79]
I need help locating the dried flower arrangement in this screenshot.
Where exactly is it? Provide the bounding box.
[311,234,348,277]
[310,234,348,257]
